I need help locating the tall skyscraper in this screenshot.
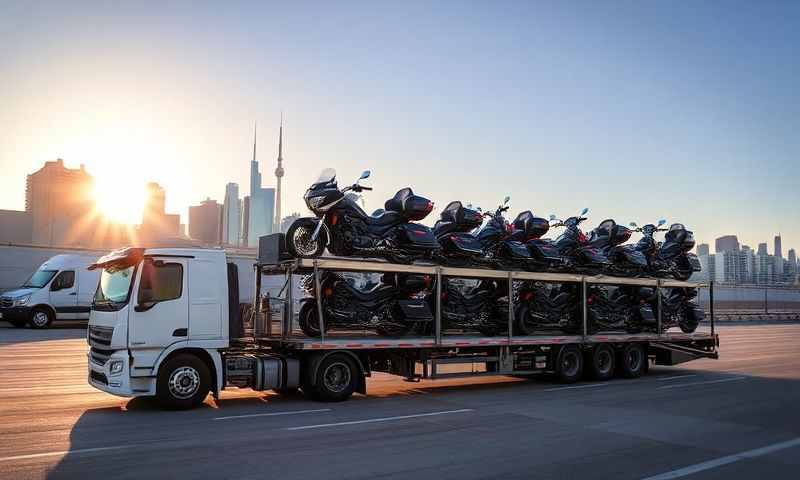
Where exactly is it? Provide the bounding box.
[696,243,710,257]
[274,115,285,233]
[774,234,782,259]
[189,198,222,245]
[757,243,768,256]
[246,122,276,246]
[222,183,241,246]
[715,235,739,253]
[26,158,94,246]
[140,182,181,241]
[789,249,797,268]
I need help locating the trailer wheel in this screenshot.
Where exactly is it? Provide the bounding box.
[28,307,53,329]
[308,353,359,402]
[586,344,615,381]
[619,343,645,378]
[156,354,211,410]
[555,345,583,383]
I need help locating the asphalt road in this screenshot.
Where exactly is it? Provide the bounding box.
[1,323,799,480]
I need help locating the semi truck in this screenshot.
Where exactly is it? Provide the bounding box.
[86,242,718,409]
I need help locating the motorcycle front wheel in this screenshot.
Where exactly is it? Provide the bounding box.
[286,219,327,258]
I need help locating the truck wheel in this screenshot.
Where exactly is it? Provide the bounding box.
[286,219,326,258]
[308,353,359,402]
[586,344,615,381]
[555,345,583,383]
[156,354,211,410]
[619,343,645,378]
[28,307,53,329]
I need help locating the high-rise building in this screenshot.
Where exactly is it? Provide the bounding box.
[188,198,222,245]
[714,250,742,283]
[715,235,739,253]
[774,234,782,259]
[274,115,285,233]
[140,182,181,241]
[241,195,250,247]
[757,243,768,256]
[696,243,710,257]
[221,183,241,246]
[696,253,714,283]
[26,158,95,247]
[246,123,276,246]
[755,251,774,285]
[741,245,755,284]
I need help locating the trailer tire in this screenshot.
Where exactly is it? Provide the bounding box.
[555,345,583,383]
[156,354,211,410]
[619,343,645,379]
[28,307,53,329]
[586,344,615,381]
[308,353,359,402]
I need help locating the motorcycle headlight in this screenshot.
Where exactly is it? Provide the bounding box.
[14,295,31,307]
[109,360,124,375]
[307,196,326,209]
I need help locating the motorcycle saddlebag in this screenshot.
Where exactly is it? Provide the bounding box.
[688,303,705,322]
[638,305,656,325]
[395,223,439,250]
[443,232,484,255]
[500,240,531,259]
[527,239,561,260]
[396,299,433,321]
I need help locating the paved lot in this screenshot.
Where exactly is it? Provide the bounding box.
[0,322,798,479]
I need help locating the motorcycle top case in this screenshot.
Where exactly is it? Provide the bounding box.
[440,201,483,230]
[395,223,440,250]
[385,188,434,221]
[512,211,550,240]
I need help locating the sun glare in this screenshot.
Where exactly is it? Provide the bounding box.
[93,181,146,225]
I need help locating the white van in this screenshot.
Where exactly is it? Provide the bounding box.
[0,254,100,328]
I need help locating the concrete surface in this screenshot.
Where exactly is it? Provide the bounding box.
[0,323,798,479]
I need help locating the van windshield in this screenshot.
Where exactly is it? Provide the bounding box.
[94,265,136,307]
[22,270,57,288]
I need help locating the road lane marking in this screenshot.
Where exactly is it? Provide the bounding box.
[657,376,747,390]
[214,408,331,421]
[286,409,474,431]
[0,445,133,463]
[655,374,698,381]
[640,436,800,480]
[543,383,612,392]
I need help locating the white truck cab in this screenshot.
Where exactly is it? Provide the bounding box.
[0,254,100,328]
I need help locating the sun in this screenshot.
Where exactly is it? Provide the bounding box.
[92,181,146,225]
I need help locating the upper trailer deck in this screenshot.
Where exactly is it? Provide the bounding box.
[252,255,716,352]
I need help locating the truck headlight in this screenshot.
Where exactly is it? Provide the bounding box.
[109,360,124,375]
[14,295,30,307]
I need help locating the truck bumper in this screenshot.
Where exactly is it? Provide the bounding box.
[0,306,32,322]
[87,351,155,398]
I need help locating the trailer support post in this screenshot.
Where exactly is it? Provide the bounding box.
[285,264,294,340]
[254,265,262,337]
[507,271,514,343]
[313,260,325,344]
[709,281,715,338]
[656,279,663,337]
[435,266,442,345]
[581,277,588,338]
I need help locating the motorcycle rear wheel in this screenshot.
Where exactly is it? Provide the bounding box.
[298,301,326,337]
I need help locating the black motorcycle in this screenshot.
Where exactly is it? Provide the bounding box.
[474,197,532,269]
[636,286,704,333]
[432,201,486,267]
[286,169,440,263]
[297,271,433,337]
[514,282,582,335]
[547,208,612,273]
[425,277,509,336]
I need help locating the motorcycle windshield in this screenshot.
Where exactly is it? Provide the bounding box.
[311,168,337,188]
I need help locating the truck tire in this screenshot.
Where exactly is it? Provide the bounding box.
[306,353,359,402]
[619,343,645,378]
[555,345,583,383]
[28,307,53,329]
[156,354,211,410]
[586,344,615,381]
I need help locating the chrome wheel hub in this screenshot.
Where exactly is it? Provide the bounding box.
[322,362,351,393]
[293,226,319,256]
[168,367,200,399]
[32,311,49,327]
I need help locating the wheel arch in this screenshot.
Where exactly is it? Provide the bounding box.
[304,350,367,395]
[30,304,56,320]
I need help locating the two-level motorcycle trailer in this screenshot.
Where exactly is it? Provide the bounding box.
[252,256,718,401]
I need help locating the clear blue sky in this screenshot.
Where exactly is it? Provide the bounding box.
[1,1,798,253]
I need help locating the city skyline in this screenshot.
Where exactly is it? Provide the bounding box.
[1,2,798,251]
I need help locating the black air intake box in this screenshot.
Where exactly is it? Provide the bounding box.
[258,233,292,264]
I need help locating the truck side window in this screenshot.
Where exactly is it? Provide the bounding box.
[51,271,75,291]
[138,261,183,303]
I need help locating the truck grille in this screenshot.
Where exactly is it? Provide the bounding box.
[0,298,12,308]
[90,347,115,366]
[88,326,114,348]
[89,370,108,385]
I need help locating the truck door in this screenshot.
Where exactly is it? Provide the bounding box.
[129,258,189,360]
[49,270,77,319]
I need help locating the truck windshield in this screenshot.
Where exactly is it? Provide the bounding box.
[22,270,57,288]
[94,266,136,308]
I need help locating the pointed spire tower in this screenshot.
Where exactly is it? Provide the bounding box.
[274,113,285,232]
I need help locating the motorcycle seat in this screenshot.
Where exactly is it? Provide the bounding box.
[344,282,397,301]
[364,210,404,227]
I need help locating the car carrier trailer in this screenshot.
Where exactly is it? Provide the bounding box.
[87,244,718,409]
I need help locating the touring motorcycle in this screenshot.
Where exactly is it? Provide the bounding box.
[286,169,440,263]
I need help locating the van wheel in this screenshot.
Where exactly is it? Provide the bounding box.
[555,345,583,383]
[306,353,359,402]
[586,344,615,381]
[156,354,211,410]
[28,308,53,329]
[619,343,646,378]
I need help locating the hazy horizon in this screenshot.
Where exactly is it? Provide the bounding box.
[1,1,798,252]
